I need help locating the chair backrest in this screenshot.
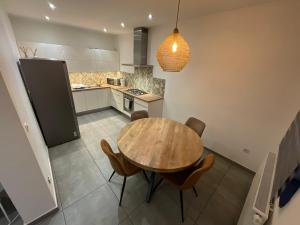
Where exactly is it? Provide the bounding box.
[185,117,206,137]
[100,139,126,176]
[131,110,149,121]
[181,154,215,189]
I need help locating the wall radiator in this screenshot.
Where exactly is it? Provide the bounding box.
[253,152,277,225]
[238,152,277,225]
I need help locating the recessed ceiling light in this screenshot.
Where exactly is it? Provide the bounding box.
[45,16,50,21]
[103,28,107,32]
[121,22,125,28]
[148,14,153,20]
[48,2,56,10]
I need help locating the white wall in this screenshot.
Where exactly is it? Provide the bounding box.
[148,0,300,171]
[10,15,117,50]
[0,5,57,224]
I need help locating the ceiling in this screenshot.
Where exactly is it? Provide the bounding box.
[3,0,276,34]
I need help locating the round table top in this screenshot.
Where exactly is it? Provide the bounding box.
[117,118,204,173]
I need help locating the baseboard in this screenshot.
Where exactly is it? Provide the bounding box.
[76,106,112,116]
[204,146,256,175]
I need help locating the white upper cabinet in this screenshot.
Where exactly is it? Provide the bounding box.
[18,41,64,59]
[63,47,94,60]
[92,49,119,72]
[17,41,119,72]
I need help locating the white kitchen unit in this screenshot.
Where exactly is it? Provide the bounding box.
[17,41,119,72]
[72,88,110,113]
[134,98,163,117]
[110,89,124,112]
[72,87,163,117]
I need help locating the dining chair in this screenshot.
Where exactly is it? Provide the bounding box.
[100,139,141,206]
[160,154,215,222]
[131,110,149,121]
[185,117,206,137]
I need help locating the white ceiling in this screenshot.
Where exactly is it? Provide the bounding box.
[3,0,276,34]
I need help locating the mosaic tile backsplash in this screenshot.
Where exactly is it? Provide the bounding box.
[69,67,165,97]
[69,72,123,86]
[122,67,165,97]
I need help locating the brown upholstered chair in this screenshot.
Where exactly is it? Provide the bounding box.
[160,154,215,222]
[100,139,141,206]
[131,110,149,121]
[185,117,206,137]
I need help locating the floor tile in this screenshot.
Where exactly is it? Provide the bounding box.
[119,217,134,225]
[215,164,253,208]
[129,189,195,225]
[34,211,65,225]
[196,192,241,225]
[51,144,106,208]
[63,185,127,225]
[159,179,215,221]
[108,172,149,214]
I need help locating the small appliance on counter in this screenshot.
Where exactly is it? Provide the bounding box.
[107,78,121,86]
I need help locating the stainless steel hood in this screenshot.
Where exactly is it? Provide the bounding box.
[122,27,153,68]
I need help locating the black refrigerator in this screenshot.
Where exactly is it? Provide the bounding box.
[18,58,80,147]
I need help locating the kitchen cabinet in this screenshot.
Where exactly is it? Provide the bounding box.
[111,89,123,111]
[134,98,148,111]
[134,98,163,117]
[17,42,119,72]
[72,91,86,113]
[72,88,109,113]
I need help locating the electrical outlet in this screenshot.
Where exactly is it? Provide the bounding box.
[243,148,251,154]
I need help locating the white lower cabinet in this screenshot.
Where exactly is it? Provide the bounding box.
[72,88,109,113]
[72,91,86,113]
[73,88,163,117]
[134,98,148,111]
[111,89,123,111]
[134,98,163,117]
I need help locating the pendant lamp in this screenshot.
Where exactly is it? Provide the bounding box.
[156,0,190,72]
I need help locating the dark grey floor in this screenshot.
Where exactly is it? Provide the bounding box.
[9,109,254,225]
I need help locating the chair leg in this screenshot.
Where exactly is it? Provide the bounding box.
[192,186,198,197]
[142,170,150,183]
[119,176,127,206]
[179,190,184,222]
[108,171,115,182]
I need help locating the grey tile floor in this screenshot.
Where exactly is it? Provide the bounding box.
[9,109,254,225]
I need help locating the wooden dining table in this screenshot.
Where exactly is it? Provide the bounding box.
[117,118,204,202]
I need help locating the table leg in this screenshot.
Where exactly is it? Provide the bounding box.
[146,172,156,203]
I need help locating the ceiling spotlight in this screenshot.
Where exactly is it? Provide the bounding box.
[121,22,125,28]
[148,14,153,20]
[103,28,107,32]
[48,2,56,10]
[45,16,50,21]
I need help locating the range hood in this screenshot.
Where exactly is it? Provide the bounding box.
[122,27,153,68]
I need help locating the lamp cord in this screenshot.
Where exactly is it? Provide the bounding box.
[175,0,181,29]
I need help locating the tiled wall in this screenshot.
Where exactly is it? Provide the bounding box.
[69,72,123,86]
[69,67,166,97]
[122,67,165,97]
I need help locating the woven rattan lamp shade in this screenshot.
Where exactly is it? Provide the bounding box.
[156,29,190,72]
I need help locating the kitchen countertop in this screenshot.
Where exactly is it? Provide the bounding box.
[71,84,163,103]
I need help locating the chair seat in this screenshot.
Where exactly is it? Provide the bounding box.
[115,153,140,176]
